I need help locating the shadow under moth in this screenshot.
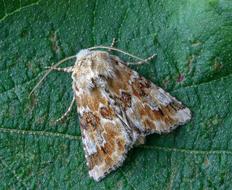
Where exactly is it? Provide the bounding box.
[31,42,191,181]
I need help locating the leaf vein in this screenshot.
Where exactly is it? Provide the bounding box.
[0,127,81,141]
[115,8,129,44]
[119,168,137,190]
[0,0,41,23]
[140,145,232,155]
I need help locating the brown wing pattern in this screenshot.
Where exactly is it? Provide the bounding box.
[108,56,191,135]
[75,87,140,181]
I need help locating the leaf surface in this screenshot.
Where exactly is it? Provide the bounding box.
[0,0,232,189]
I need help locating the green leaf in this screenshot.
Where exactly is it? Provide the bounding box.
[0,0,232,189]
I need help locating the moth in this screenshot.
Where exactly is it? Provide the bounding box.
[31,43,191,181]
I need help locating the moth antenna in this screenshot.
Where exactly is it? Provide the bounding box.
[88,46,145,61]
[29,55,76,97]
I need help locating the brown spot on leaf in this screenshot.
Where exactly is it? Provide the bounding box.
[20,28,29,38]
[212,58,223,71]
[177,74,184,83]
[49,30,61,54]
[187,55,195,74]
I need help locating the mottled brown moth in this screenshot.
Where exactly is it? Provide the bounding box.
[31,42,191,181]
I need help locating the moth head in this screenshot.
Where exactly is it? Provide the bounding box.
[76,49,92,61]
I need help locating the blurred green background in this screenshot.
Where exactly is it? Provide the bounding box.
[0,0,232,189]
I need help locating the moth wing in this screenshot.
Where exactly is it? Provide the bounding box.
[76,87,140,181]
[74,51,191,181]
[108,56,191,135]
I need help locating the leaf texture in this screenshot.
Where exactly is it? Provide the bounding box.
[0,0,232,189]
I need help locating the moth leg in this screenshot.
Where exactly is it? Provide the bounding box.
[56,96,75,123]
[111,38,116,48]
[127,53,157,65]
[108,38,116,52]
[44,66,74,73]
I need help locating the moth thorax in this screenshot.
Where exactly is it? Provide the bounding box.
[73,50,116,90]
[83,51,115,78]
